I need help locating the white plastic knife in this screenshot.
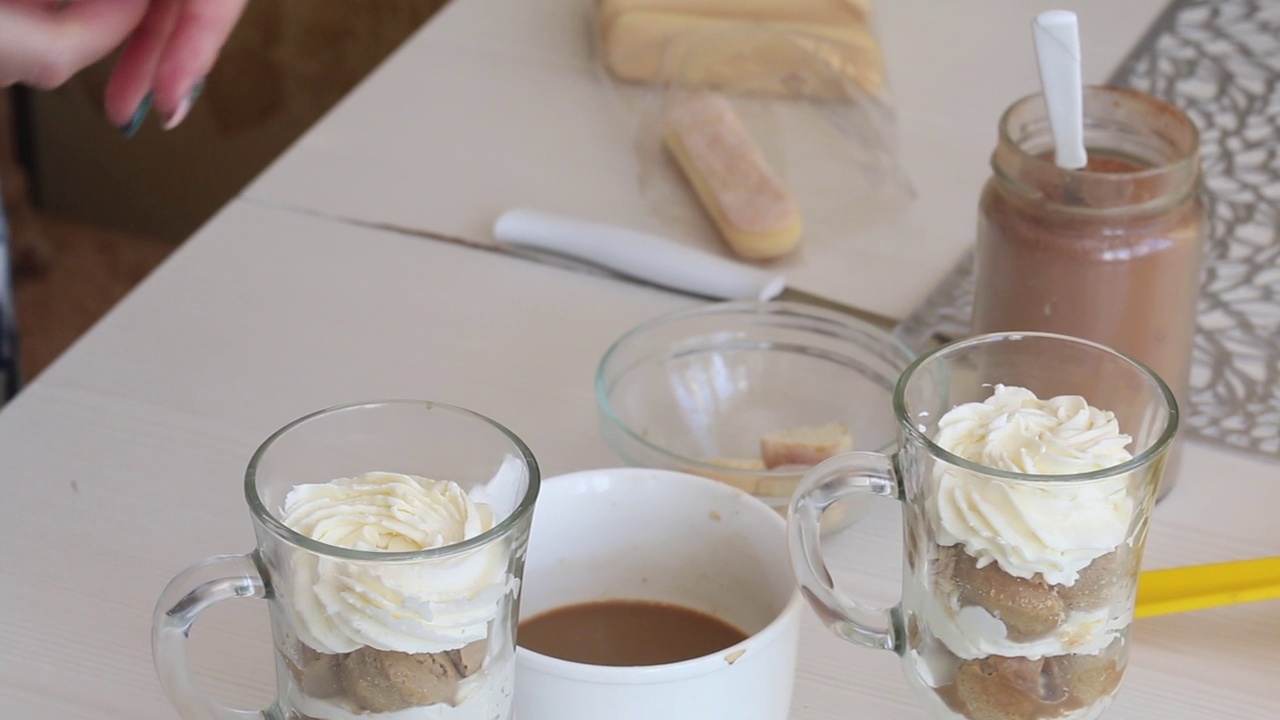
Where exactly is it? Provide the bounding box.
[493,209,786,302]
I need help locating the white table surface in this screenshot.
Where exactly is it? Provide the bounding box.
[241,0,1171,320]
[2,200,1277,720]
[3,1,1279,719]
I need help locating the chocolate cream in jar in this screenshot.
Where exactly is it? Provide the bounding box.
[971,86,1206,499]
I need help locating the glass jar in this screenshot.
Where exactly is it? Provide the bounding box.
[971,86,1206,499]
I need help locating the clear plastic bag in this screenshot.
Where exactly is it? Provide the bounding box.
[593,4,915,257]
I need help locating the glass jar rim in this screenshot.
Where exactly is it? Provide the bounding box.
[892,332,1180,484]
[998,85,1200,174]
[244,399,541,562]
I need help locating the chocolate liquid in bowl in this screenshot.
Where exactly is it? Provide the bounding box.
[970,87,1206,498]
[519,600,748,666]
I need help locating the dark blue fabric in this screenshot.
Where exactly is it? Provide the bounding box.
[0,181,19,402]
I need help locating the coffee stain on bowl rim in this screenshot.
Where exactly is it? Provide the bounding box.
[724,648,746,664]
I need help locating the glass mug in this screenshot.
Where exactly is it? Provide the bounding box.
[153,401,540,720]
[789,333,1177,720]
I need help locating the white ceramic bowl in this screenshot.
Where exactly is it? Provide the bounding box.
[515,468,802,720]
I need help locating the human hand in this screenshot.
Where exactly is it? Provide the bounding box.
[104,0,250,134]
[0,0,248,134]
[0,0,149,88]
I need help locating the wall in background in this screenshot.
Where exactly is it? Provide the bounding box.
[27,0,447,243]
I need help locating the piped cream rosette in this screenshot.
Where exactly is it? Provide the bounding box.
[932,385,1135,586]
[282,471,514,655]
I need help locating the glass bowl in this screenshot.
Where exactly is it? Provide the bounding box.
[595,301,914,508]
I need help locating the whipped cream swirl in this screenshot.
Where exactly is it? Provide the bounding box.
[933,385,1134,586]
[921,596,1125,660]
[282,471,511,654]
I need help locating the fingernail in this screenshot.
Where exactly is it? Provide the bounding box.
[120,94,151,138]
[163,78,205,131]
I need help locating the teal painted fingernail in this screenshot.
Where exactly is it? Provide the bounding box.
[189,77,206,104]
[120,94,151,138]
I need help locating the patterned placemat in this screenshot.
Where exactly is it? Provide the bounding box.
[893,0,1280,459]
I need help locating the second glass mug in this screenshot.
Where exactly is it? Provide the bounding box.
[789,333,1177,720]
[152,401,540,720]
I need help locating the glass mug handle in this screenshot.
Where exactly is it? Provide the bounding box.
[152,553,269,720]
[787,452,902,653]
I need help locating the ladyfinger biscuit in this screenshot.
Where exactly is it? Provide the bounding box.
[953,656,1065,720]
[760,422,853,468]
[952,551,1065,642]
[664,92,803,259]
[338,648,459,712]
[1055,548,1130,611]
[599,0,871,27]
[602,11,885,97]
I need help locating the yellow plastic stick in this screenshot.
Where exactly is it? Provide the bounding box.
[1136,556,1280,620]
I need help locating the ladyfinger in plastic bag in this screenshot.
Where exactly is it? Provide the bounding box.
[663,92,802,260]
[598,1,884,97]
[598,0,871,26]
